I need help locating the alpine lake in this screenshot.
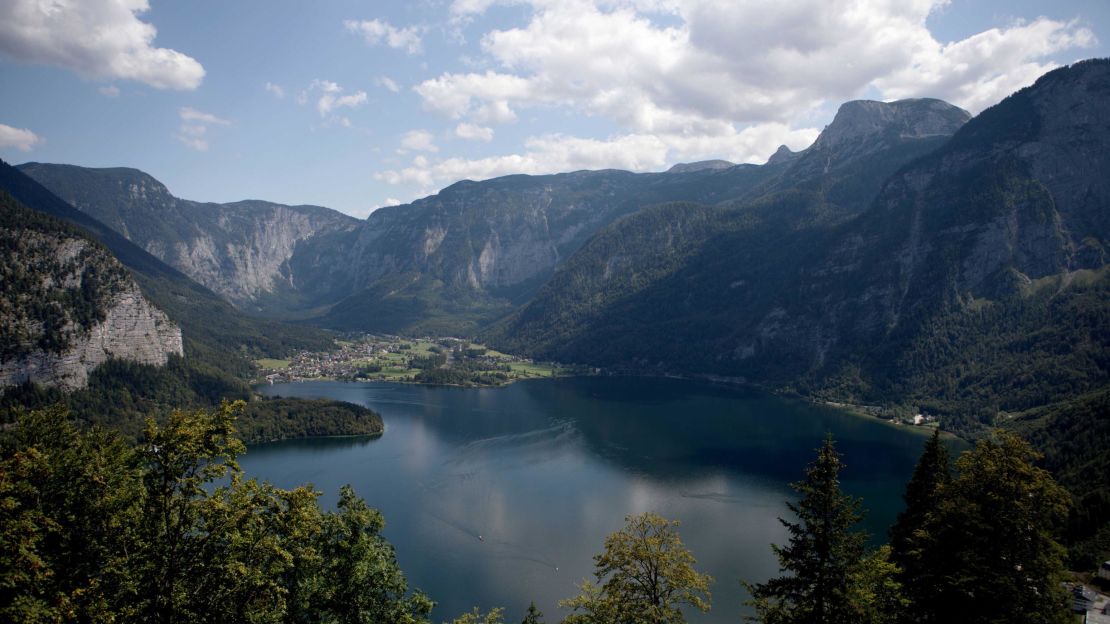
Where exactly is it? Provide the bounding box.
[246,376,936,623]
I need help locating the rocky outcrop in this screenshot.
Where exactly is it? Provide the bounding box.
[0,192,183,390]
[0,281,183,390]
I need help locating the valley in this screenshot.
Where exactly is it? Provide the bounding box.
[256,334,568,387]
[1,14,1108,618]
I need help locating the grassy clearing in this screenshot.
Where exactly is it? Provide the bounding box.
[256,358,291,370]
[509,361,557,377]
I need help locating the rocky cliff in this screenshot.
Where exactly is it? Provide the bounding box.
[16,164,361,310]
[0,191,182,390]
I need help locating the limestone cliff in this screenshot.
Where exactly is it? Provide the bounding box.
[15,164,361,310]
[0,192,182,390]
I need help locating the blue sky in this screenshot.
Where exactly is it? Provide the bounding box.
[0,0,1106,217]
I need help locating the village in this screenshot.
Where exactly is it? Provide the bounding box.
[255,334,569,387]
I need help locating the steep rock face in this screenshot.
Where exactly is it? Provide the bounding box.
[756,98,971,203]
[0,281,183,390]
[778,59,1110,364]
[17,164,361,308]
[313,164,782,332]
[0,192,182,390]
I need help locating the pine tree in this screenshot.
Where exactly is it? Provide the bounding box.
[744,435,868,624]
[888,428,949,621]
[521,601,544,624]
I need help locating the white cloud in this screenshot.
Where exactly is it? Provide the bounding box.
[265,82,285,99]
[306,79,368,117]
[400,130,439,153]
[378,76,401,93]
[179,107,230,125]
[0,0,204,90]
[414,71,532,121]
[422,0,1094,136]
[455,122,494,141]
[344,19,423,54]
[176,124,208,151]
[0,123,43,151]
[375,122,818,188]
[377,130,725,187]
[874,17,1097,113]
[176,107,229,151]
[98,85,120,97]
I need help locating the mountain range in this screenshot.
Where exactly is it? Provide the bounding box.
[2,58,1108,546]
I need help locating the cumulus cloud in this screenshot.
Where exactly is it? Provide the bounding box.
[379,0,1096,192]
[425,0,1094,134]
[873,17,1098,113]
[0,0,204,90]
[176,107,228,151]
[455,123,494,141]
[265,82,285,99]
[414,71,532,121]
[98,85,120,97]
[0,123,43,151]
[400,130,439,153]
[304,80,368,118]
[344,19,423,54]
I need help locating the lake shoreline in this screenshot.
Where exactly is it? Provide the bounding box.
[256,369,957,441]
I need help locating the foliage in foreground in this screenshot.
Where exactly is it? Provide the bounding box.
[745,432,1072,624]
[744,436,904,624]
[0,402,430,624]
[561,512,712,624]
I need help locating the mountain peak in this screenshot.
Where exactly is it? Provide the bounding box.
[766,145,799,165]
[811,98,971,151]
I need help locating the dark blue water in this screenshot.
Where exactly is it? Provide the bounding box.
[245,377,929,623]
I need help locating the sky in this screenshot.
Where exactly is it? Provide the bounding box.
[0,0,1106,218]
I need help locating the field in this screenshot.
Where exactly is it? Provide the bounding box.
[254,335,568,387]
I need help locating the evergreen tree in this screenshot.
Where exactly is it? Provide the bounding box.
[744,435,869,624]
[521,601,544,624]
[924,432,1071,624]
[888,429,949,621]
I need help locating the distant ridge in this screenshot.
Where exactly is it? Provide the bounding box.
[666,160,735,174]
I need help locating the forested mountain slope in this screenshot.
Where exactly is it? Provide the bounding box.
[488,98,972,369]
[492,60,1110,551]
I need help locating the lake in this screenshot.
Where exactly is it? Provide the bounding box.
[247,377,930,623]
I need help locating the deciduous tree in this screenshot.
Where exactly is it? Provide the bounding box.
[561,512,712,624]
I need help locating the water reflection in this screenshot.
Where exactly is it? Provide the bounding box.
[244,377,928,623]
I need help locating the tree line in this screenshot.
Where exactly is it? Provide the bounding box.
[1,404,1079,623]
